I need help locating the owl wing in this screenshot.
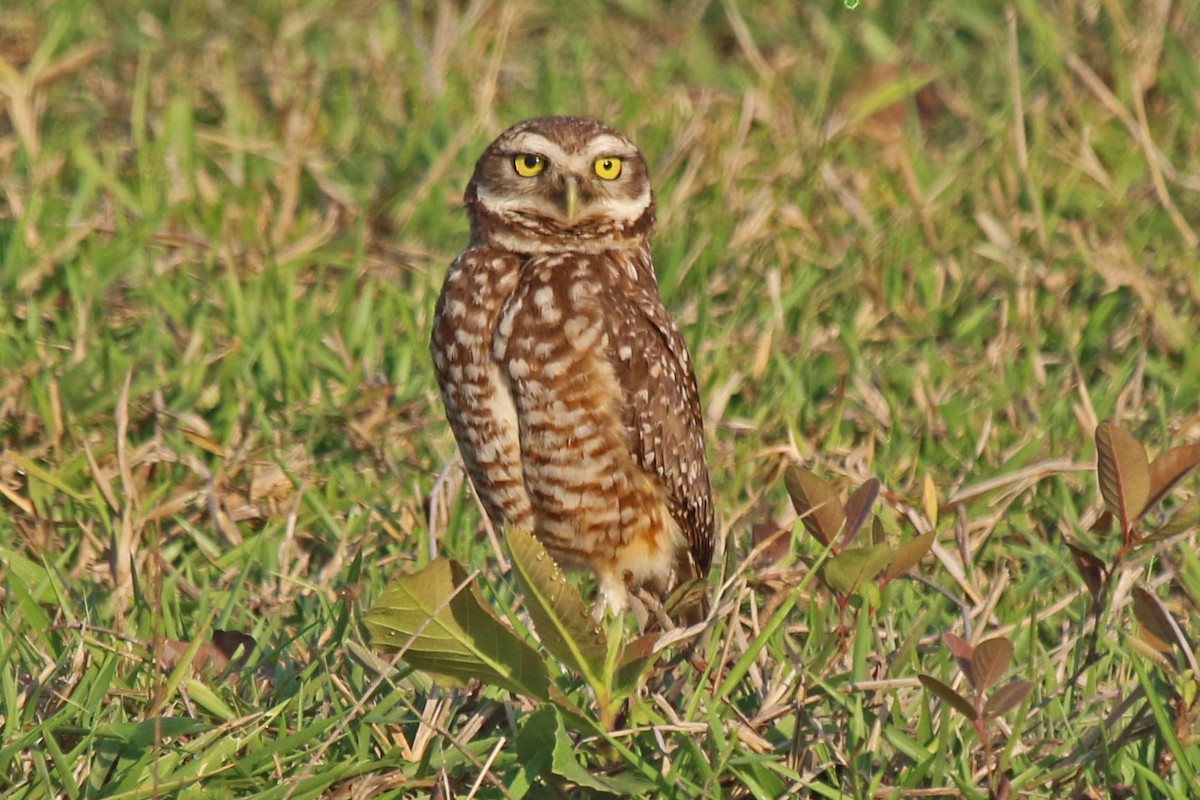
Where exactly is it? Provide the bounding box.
[602,262,714,576]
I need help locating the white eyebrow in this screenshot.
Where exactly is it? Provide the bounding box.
[584,134,635,156]
[505,132,637,161]
[505,133,571,163]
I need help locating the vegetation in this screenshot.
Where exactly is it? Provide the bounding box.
[2,0,1199,797]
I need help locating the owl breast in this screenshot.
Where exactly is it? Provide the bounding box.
[492,248,685,608]
[431,242,711,615]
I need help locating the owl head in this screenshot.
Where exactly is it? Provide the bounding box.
[464,116,656,254]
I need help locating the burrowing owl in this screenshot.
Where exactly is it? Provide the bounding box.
[430,116,713,617]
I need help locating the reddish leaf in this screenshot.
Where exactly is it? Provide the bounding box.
[1065,542,1106,601]
[884,531,935,581]
[1089,510,1114,536]
[784,467,845,547]
[154,637,234,676]
[841,478,880,549]
[871,515,886,545]
[615,632,661,697]
[1132,587,1177,655]
[918,674,978,720]
[1095,423,1150,532]
[943,632,976,690]
[1143,497,1200,543]
[211,630,257,671]
[619,633,657,666]
[750,520,791,565]
[972,637,1013,692]
[984,679,1032,718]
[1143,443,1200,517]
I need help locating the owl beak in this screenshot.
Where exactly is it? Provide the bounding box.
[562,176,581,221]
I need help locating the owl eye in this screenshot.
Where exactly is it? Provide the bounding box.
[513,154,545,177]
[594,157,622,180]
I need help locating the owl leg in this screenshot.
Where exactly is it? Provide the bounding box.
[594,571,663,631]
[631,584,676,630]
[592,568,633,623]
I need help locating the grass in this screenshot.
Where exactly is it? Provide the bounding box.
[2,0,1199,796]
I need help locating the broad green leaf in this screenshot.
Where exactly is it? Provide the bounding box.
[785,467,845,546]
[515,705,657,795]
[1095,422,1150,532]
[884,531,935,581]
[821,544,891,595]
[971,637,1013,692]
[514,705,557,781]
[364,557,551,700]
[505,527,607,686]
[984,679,1032,718]
[1144,443,1200,517]
[918,674,977,721]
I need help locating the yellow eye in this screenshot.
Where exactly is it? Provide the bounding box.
[513,154,545,177]
[594,157,622,180]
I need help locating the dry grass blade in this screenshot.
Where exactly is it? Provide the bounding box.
[922,474,939,529]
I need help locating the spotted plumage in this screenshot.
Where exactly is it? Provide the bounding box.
[430,116,713,616]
